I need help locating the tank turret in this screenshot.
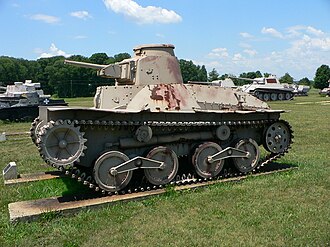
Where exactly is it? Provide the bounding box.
[65,44,183,86]
[31,44,293,194]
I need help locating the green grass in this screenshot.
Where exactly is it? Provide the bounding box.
[0,90,329,247]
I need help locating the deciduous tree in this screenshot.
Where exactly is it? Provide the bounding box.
[314,65,330,89]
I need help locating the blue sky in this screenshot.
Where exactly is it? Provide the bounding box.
[0,0,329,80]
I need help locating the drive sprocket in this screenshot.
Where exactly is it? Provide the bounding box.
[37,119,87,167]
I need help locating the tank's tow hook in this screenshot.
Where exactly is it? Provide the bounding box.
[207,147,250,163]
[110,156,164,175]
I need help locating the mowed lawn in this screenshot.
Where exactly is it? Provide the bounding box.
[0,90,329,246]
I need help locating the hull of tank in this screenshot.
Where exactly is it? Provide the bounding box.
[0,100,67,121]
[319,88,330,96]
[36,106,282,167]
[242,85,294,101]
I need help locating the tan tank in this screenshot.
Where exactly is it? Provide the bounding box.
[31,44,293,193]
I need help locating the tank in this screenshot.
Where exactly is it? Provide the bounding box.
[31,44,293,193]
[319,80,330,96]
[0,80,67,121]
[189,78,236,88]
[292,84,310,96]
[236,76,295,101]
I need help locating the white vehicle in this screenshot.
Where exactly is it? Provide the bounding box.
[319,80,330,96]
[291,84,310,96]
[0,80,67,121]
[237,76,294,101]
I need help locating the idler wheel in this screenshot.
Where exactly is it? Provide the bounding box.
[93,151,132,192]
[39,120,86,167]
[264,121,291,153]
[192,142,224,178]
[233,138,260,173]
[144,146,178,185]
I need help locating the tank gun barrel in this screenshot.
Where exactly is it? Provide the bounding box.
[229,76,255,81]
[64,60,121,79]
[64,60,107,70]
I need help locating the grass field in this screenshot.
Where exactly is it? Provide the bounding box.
[0,90,329,246]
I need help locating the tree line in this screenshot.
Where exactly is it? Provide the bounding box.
[0,53,329,98]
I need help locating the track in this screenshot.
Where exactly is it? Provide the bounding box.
[8,162,296,222]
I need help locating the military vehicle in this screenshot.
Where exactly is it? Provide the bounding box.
[0,86,6,93]
[319,80,330,96]
[235,76,295,101]
[292,84,310,96]
[189,78,236,88]
[0,80,67,121]
[31,44,293,194]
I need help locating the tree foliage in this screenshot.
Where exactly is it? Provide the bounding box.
[279,72,294,84]
[298,77,311,86]
[179,59,207,83]
[208,68,220,81]
[0,52,132,97]
[232,71,263,86]
[239,71,262,79]
[314,64,330,89]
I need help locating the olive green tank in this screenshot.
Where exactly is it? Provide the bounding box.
[31,44,293,193]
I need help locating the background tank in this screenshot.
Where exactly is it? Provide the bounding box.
[31,44,293,193]
[189,78,236,88]
[291,84,310,96]
[319,80,330,96]
[0,80,67,121]
[236,76,295,101]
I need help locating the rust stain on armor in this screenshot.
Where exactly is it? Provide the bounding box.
[150,84,188,110]
[150,85,164,101]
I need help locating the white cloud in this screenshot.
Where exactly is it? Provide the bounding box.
[240,32,253,39]
[291,34,330,51]
[37,43,72,58]
[73,35,88,39]
[261,27,284,39]
[306,26,324,36]
[233,53,244,61]
[70,11,92,20]
[287,25,325,38]
[243,49,257,56]
[208,48,229,58]
[200,25,330,79]
[103,0,182,24]
[30,14,60,24]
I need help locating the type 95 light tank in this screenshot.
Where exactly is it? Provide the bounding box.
[31,44,293,193]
